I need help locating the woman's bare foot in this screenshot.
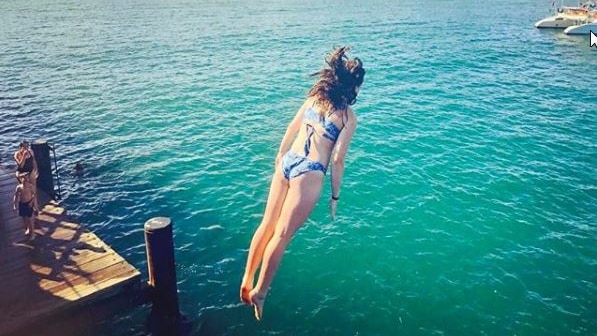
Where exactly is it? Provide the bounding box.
[240,285,251,305]
[248,289,265,321]
[240,276,253,305]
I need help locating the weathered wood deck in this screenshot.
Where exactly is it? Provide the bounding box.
[0,167,142,335]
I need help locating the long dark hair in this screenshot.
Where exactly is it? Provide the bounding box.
[308,46,365,113]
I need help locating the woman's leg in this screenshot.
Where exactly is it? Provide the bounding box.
[240,170,289,304]
[249,172,324,320]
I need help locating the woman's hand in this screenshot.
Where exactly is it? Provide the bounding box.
[330,198,338,220]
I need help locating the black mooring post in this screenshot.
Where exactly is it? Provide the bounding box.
[144,217,191,335]
[31,139,55,199]
[145,217,180,317]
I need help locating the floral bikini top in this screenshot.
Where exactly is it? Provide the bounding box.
[303,107,342,142]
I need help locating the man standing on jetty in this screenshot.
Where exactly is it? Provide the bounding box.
[13,172,39,241]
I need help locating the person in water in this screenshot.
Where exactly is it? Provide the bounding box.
[240,46,365,320]
[13,172,39,241]
[73,161,85,177]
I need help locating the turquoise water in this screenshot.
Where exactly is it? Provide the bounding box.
[1,0,596,335]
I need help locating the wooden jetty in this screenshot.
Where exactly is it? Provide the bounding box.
[0,167,142,336]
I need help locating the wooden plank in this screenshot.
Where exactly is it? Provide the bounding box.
[0,178,15,189]
[55,268,140,301]
[0,232,102,270]
[0,240,114,285]
[1,215,67,233]
[0,228,129,281]
[0,177,11,184]
[1,257,138,300]
[40,259,135,292]
[0,228,100,269]
[0,218,88,243]
[35,252,122,284]
[0,269,140,336]
[0,166,142,336]
[8,267,139,323]
[0,252,140,311]
[1,211,74,231]
[47,260,139,297]
[39,203,67,217]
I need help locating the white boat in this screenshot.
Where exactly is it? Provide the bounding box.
[535,2,596,28]
[535,14,584,28]
[563,10,597,34]
[563,21,597,34]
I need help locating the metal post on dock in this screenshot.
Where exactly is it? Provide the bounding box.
[31,139,55,200]
[144,217,191,336]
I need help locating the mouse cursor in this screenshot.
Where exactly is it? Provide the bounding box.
[591,31,597,48]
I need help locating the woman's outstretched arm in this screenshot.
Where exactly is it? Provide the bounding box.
[330,108,357,219]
